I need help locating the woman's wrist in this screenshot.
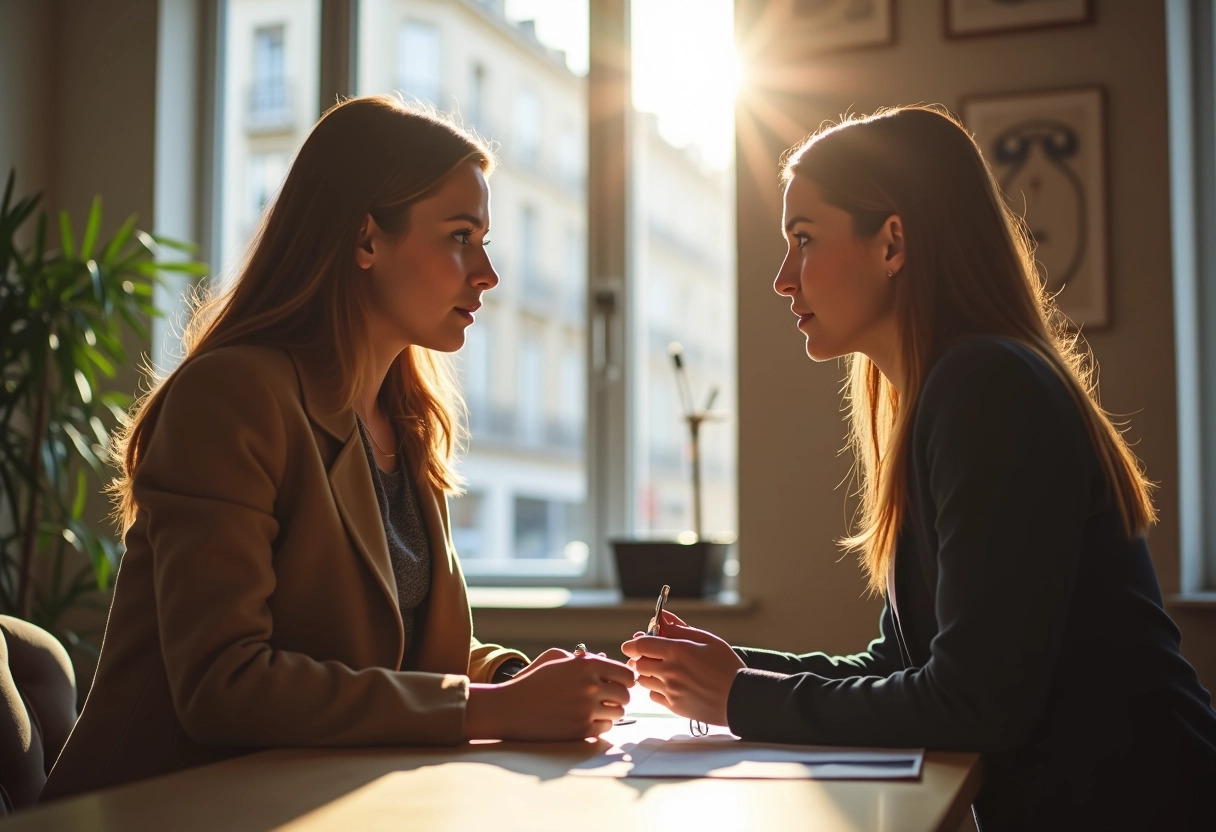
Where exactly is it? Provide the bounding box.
[464,682,511,740]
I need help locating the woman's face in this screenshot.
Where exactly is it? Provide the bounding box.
[357,160,498,353]
[773,174,900,366]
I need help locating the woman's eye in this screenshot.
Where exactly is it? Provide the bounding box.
[453,230,472,245]
[794,233,811,249]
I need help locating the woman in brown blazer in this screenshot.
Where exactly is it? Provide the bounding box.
[41,96,634,801]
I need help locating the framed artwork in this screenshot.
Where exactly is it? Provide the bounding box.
[962,86,1108,329]
[788,0,895,54]
[946,0,1090,39]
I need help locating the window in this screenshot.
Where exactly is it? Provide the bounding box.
[513,88,541,167]
[216,1,320,285]
[629,1,738,545]
[450,490,488,560]
[1167,0,1216,591]
[397,20,441,104]
[248,25,290,131]
[195,0,738,588]
[518,203,542,300]
[517,334,544,446]
[245,152,289,230]
[468,62,488,130]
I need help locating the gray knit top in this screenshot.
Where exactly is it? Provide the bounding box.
[356,419,431,658]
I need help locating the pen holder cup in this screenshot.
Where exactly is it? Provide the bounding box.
[610,539,731,599]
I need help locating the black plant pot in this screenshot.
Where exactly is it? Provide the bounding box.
[610,539,730,599]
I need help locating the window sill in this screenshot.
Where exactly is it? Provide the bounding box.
[468,586,753,612]
[1167,592,1216,611]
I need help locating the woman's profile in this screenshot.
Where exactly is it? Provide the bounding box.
[41,95,634,801]
[623,105,1216,831]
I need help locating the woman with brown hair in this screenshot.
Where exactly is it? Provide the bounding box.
[622,106,1216,830]
[41,95,633,801]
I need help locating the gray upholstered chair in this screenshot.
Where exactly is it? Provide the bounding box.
[0,615,77,814]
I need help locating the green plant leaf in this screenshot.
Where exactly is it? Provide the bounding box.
[87,258,107,310]
[100,213,138,264]
[61,423,101,476]
[80,196,102,260]
[58,210,75,258]
[71,469,87,520]
[84,345,116,377]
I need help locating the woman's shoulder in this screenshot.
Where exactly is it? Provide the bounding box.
[917,334,1074,422]
[171,344,299,398]
[158,344,305,430]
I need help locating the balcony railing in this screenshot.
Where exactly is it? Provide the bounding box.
[466,400,583,457]
[246,80,294,134]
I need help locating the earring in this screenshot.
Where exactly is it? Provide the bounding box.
[886,270,893,278]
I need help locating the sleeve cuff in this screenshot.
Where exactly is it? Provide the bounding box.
[727,667,794,741]
[491,658,528,684]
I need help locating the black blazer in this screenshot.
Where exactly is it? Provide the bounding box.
[726,336,1216,831]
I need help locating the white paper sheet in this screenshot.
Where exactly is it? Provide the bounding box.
[573,734,924,780]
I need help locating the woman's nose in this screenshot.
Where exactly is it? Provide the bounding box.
[473,254,499,290]
[773,257,796,296]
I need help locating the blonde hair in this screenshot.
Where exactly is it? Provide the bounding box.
[112,95,495,529]
[781,105,1155,595]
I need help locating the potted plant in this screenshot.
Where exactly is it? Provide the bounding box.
[611,343,732,598]
[0,170,207,659]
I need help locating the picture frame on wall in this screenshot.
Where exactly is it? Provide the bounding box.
[789,0,895,54]
[946,0,1090,39]
[962,86,1108,329]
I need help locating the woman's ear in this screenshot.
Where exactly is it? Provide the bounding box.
[881,214,906,277]
[355,214,378,270]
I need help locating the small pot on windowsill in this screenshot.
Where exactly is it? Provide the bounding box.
[610,533,733,599]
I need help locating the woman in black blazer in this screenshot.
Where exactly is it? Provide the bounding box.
[622,106,1216,831]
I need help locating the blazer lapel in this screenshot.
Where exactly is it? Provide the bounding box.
[288,347,404,664]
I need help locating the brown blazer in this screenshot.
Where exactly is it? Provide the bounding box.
[41,345,526,800]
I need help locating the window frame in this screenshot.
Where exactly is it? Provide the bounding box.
[1167,0,1216,592]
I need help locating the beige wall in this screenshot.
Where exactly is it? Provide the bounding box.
[0,0,158,250]
[0,0,57,213]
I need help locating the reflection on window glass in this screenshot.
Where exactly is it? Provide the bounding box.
[631,0,738,542]
[357,0,590,577]
[217,0,320,279]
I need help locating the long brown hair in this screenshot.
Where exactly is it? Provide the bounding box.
[781,105,1155,595]
[112,95,495,529]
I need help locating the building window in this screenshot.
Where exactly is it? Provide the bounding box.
[468,62,487,130]
[217,1,320,283]
[518,334,544,446]
[245,151,290,233]
[450,490,488,560]
[513,88,541,167]
[397,20,441,105]
[247,24,291,132]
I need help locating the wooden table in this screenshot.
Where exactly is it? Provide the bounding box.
[8,696,981,832]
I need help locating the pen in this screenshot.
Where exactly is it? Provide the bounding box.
[646,584,671,636]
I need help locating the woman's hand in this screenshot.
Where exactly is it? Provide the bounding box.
[619,609,744,728]
[509,647,571,680]
[465,653,635,741]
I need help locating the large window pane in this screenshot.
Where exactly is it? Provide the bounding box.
[357,0,590,579]
[216,0,320,278]
[630,1,738,543]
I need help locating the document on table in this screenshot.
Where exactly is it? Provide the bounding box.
[572,734,924,780]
